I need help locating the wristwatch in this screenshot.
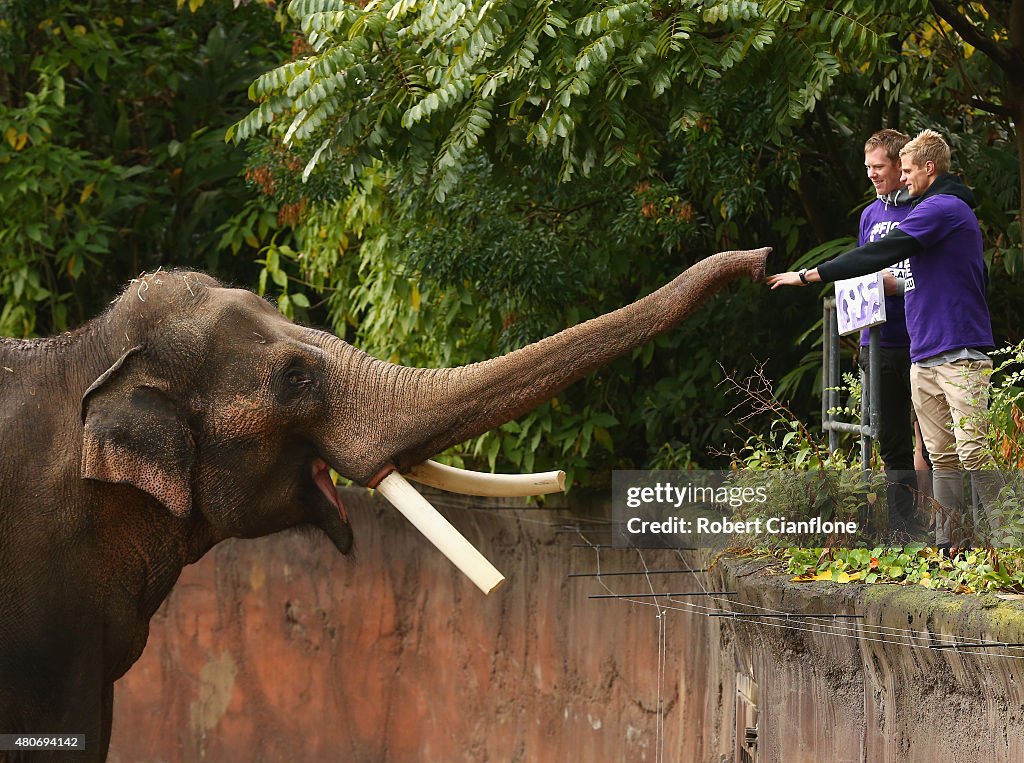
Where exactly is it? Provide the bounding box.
[797,268,808,285]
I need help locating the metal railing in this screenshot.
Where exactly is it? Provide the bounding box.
[821,296,879,471]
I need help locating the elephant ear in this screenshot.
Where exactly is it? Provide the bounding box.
[80,347,195,518]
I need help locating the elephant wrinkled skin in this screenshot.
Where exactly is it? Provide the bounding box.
[0,248,768,760]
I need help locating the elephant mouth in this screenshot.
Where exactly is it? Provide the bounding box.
[312,458,353,553]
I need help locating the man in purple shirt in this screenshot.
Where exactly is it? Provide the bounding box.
[769,129,997,550]
[857,129,918,533]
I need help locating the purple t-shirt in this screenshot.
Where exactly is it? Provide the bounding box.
[858,197,911,348]
[899,194,993,362]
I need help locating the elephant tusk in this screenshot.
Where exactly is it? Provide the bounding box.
[374,471,506,595]
[406,460,566,497]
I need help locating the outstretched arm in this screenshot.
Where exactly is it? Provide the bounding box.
[767,229,921,289]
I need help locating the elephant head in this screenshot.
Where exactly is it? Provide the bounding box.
[77,249,767,574]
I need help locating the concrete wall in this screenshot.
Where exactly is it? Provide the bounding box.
[108,489,1024,762]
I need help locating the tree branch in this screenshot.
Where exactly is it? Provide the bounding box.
[931,0,1015,73]
[929,19,1018,135]
[968,96,1015,118]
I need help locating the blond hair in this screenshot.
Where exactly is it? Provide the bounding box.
[899,129,951,173]
[864,129,909,162]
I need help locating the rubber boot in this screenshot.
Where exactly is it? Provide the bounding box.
[931,470,965,548]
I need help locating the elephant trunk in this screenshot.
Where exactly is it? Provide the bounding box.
[333,248,769,485]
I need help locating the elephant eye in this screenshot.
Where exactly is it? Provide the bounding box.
[278,365,315,404]
[285,368,312,388]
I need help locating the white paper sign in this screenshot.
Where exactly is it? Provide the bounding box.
[834,272,886,336]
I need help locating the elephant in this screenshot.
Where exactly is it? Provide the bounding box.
[0,247,768,761]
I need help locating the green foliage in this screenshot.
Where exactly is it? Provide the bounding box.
[968,341,1024,547]
[0,66,139,335]
[724,385,893,545]
[232,0,895,201]
[783,544,1024,593]
[0,0,290,336]
[987,340,1024,470]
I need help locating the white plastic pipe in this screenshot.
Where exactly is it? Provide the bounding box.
[406,460,566,497]
[374,471,506,595]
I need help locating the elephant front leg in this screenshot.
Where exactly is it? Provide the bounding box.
[3,688,112,762]
[1,655,115,761]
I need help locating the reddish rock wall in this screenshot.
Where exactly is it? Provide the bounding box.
[108,489,1024,762]
[108,490,697,762]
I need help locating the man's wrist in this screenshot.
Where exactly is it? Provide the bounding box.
[798,268,809,285]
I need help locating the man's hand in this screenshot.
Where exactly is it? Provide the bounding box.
[766,272,805,289]
[882,269,899,296]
